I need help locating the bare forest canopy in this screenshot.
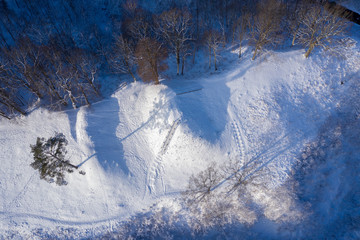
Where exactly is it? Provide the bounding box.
[0,0,354,119]
[327,1,360,24]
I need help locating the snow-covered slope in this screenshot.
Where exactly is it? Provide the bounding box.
[1,39,359,238]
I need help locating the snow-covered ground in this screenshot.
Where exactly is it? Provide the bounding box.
[1,32,360,238]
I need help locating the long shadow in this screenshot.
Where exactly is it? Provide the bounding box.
[119,98,169,142]
[285,77,360,239]
[67,108,79,142]
[162,59,252,144]
[86,97,129,175]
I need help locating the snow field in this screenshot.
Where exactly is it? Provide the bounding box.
[0,39,359,237]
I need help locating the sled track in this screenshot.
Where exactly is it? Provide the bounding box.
[147,118,181,196]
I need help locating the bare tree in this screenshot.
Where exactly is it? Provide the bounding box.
[0,85,26,117]
[127,10,152,41]
[135,37,168,84]
[287,0,313,47]
[122,0,138,18]
[155,8,193,75]
[204,29,224,71]
[4,37,45,99]
[65,48,100,97]
[222,158,268,195]
[110,35,137,82]
[55,62,80,109]
[180,41,193,75]
[296,2,351,58]
[0,58,26,117]
[249,0,284,60]
[232,10,251,58]
[183,162,222,205]
[182,157,267,227]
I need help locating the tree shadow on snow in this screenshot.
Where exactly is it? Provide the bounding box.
[282,76,360,239]
[162,61,252,144]
[86,97,129,175]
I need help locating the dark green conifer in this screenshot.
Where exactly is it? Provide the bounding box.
[30,133,81,186]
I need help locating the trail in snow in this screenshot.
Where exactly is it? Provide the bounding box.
[147,118,181,196]
[231,121,246,164]
[0,211,125,226]
[147,155,165,195]
[5,173,36,210]
[228,102,249,163]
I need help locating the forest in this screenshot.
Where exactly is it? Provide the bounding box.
[0,0,352,119]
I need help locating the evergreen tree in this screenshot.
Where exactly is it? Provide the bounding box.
[30,132,83,186]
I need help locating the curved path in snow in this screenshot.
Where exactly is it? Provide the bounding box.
[0,211,125,226]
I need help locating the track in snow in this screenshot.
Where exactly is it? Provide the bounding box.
[160,118,181,155]
[147,155,165,195]
[5,173,36,210]
[231,121,247,164]
[0,211,125,226]
[147,118,181,196]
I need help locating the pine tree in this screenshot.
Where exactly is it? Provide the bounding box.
[30,132,84,186]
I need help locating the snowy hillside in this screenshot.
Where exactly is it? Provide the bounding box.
[1,30,360,238]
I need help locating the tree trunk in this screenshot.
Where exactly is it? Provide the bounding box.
[80,85,90,106]
[66,90,77,109]
[0,97,26,115]
[66,161,78,169]
[208,46,211,69]
[153,60,160,85]
[49,152,79,169]
[291,24,300,46]
[176,49,180,75]
[181,55,185,75]
[214,48,217,71]
[154,75,160,85]
[238,42,242,58]
[124,59,137,82]
[88,73,100,96]
[22,74,43,99]
[252,47,258,60]
[0,109,10,119]
[291,34,297,47]
[305,43,315,58]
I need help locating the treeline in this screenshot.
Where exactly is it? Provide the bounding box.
[0,0,352,119]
